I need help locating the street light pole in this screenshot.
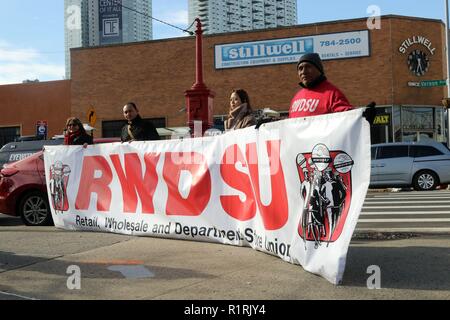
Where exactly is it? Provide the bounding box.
[444,0,450,191]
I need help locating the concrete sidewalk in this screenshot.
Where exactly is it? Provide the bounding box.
[0,218,449,300]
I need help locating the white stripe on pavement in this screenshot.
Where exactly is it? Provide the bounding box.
[366,198,450,202]
[364,200,450,204]
[358,218,450,223]
[355,227,450,233]
[362,205,450,209]
[0,291,38,300]
[360,211,450,215]
[368,194,450,199]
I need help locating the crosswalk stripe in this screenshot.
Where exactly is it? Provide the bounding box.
[360,211,450,215]
[368,194,450,197]
[358,190,450,230]
[366,198,450,201]
[368,194,450,198]
[355,227,450,232]
[362,205,450,209]
[364,200,450,204]
[358,218,450,222]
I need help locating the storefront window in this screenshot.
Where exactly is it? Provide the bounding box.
[371,105,444,144]
[402,107,433,131]
[401,106,439,142]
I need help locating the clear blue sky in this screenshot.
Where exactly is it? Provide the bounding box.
[0,0,447,85]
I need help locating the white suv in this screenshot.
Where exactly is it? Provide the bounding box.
[370,141,450,191]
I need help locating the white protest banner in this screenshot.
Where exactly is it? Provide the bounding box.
[44,109,370,284]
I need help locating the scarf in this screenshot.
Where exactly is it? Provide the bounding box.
[64,130,80,145]
[225,103,249,130]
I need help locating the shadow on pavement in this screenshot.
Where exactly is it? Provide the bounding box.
[0,251,49,272]
[0,250,216,280]
[0,215,23,227]
[343,245,450,291]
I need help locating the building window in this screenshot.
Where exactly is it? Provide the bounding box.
[0,126,21,148]
[401,106,435,142]
[102,118,166,138]
[371,105,445,144]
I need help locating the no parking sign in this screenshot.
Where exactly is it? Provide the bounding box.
[36,120,48,139]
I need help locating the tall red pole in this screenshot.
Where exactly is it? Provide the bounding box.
[193,18,206,90]
[184,18,215,137]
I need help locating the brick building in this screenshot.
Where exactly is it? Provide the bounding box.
[1,15,448,145]
[0,80,71,146]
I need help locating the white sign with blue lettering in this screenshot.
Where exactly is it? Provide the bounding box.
[215,30,370,69]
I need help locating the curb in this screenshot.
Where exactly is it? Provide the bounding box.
[353,228,450,240]
[355,228,450,233]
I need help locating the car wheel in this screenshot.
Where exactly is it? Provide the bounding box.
[19,191,53,226]
[413,170,438,191]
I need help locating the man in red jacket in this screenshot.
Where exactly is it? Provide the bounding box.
[289,53,354,118]
[255,53,375,128]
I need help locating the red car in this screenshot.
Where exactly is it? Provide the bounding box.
[0,138,120,226]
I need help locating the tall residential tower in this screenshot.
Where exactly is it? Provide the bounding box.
[188,0,297,35]
[64,0,152,78]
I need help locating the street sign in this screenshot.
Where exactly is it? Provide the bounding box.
[36,120,48,139]
[407,81,420,87]
[408,79,447,87]
[420,79,447,87]
[87,107,97,127]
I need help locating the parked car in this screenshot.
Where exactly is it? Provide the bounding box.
[0,138,120,226]
[370,141,450,191]
[0,138,63,169]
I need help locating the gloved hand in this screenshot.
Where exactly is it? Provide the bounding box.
[362,101,376,125]
[255,117,275,129]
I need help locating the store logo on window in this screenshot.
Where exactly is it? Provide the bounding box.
[373,114,390,126]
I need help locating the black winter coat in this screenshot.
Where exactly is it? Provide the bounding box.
[121,115,160,142]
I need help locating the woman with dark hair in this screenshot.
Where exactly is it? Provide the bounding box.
[64,117,93,147]
[224,89,256,131]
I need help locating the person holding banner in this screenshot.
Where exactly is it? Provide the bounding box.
[224,89,256,131]
[289,53,354,118]
[288,53,376,123]
[64,117,93,148]
[121,102,160,142]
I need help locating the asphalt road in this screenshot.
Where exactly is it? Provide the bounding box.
[0,213,449,301]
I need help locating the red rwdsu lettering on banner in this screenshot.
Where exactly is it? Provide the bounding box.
[75,156,113,211]
[220,144,256,220]
[246,140,288,230]
[163,152,212,216]
[110,153,160,214]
